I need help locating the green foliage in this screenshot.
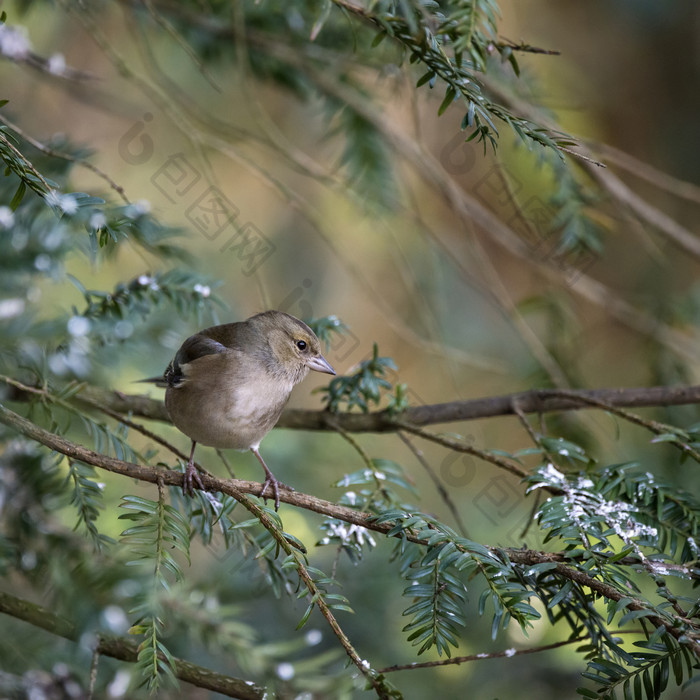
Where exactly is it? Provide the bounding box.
[310,328,416,415]
[230,505,311,597]
[150,0,578,200]
[333,458,418,511]
[69,270,225,339]
[0,121,52,206]
[292,557,354,629]
[306,314,350,352]
[65,459,113,550]
[363,0,575,154]
[319,342,398,412]
[167,486,241,549]
[372,510,541,655]
[400,549,468,657]
[528,462,700,566]
[330,104,398,209]
[229,502,356,669]
[385,382,411,414]
[0,374,142,465]
[0,125,220,390]
[0,441,71,577]
[549,160,605,258]
[318,458,416,564]
[497,150,607,269]
[526,462,700,697]
[120,493,192,583]
[83,201,191,260]
[577,633,699,700]
[119,491,192,690]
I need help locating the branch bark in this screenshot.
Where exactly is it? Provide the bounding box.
[0,590,265,700]
[67,382,700,433]
[379,636,587,672]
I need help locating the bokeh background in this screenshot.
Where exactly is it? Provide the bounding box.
[1,0,699,697]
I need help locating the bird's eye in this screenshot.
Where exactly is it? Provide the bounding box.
[296,340,307,351]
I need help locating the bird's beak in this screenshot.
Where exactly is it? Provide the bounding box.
[306,354,336,375]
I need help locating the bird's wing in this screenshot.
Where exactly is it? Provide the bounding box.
[164,333,228,387]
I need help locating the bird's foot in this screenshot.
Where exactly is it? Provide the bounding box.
[252,448,294,511]
[183,460,205,496]
[259,473,280,511]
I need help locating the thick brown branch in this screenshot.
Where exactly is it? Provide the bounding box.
[68,383,700,433]
[0,590,264,699]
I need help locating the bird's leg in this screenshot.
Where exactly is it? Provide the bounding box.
[183,440,205,496]
[251,447,287,511]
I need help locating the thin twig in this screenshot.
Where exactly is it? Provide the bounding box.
[202,475,392,697]
[0,402,394,697]
[520,491,541,540]
[88,400,189,461]
[393,419,532,482]
[87,645,100,700]
[510,398,546,538]
[328,417,375,472]
[216,449,237,479]
[544,389,700,464]
[591,142,700,205]
[0,130,53,193]
[0,116,130,203]
[0,374,214,480]
[379,630,650,672]
[511,399,541,447]
[480,73,700,264]
[139,0,221,92]
[397,431,469,537]
[380,636,586,672]
[100,1,700,362]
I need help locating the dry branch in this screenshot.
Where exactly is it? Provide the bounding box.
[0,590,265,699]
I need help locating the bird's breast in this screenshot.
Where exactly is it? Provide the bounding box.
[165,362,294,450]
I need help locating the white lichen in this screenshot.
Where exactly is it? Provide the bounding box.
[0,25,31,59]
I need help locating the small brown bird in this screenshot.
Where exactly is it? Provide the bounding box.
[162,310,335,509]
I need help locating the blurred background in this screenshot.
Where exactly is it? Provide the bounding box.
[1,0,699,697]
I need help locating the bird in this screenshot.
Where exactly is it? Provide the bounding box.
[161,310,336,509]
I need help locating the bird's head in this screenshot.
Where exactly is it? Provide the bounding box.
[250,310,336,384]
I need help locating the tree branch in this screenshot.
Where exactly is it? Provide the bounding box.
[0,402,697,657]
[0,115,130,204]
[68,382,700,433]
[0,590,265,699]
[543,388,700,463]
[1,400,698,567]
[511,550,700,657]
[379,636,587,672]
[379,630,646,673]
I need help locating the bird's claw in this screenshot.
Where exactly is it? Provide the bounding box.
[183,461,205,496]
[259,475,280,511]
